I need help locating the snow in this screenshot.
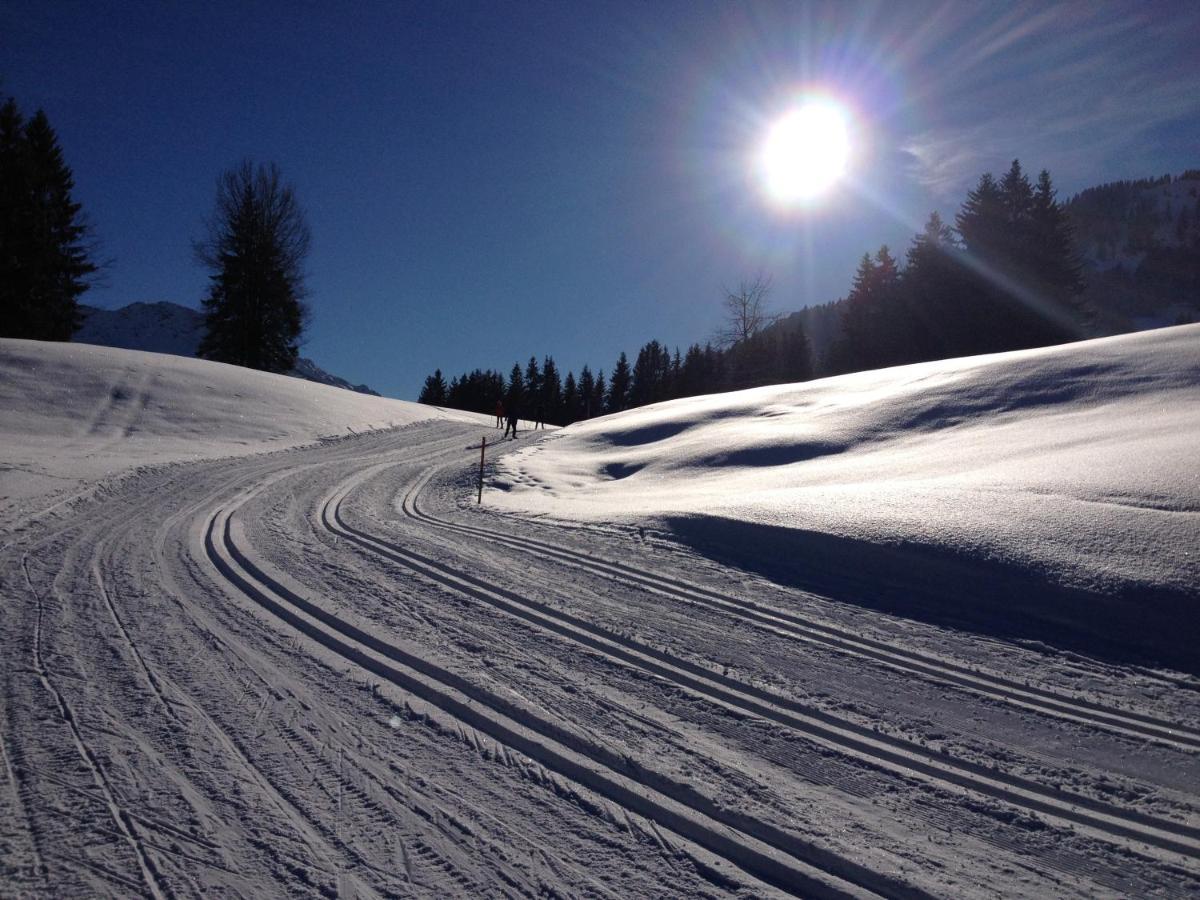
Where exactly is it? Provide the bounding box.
[3,333,1199,898]
[75,300,383,394]
[0,337,475,519]
[493,325,1200,664]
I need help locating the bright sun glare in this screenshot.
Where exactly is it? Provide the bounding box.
[759,99,850,207]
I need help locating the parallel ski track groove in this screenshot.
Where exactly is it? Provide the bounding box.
[325,461,1200,866]
[206,497,904,898]
[406,463,1200,753]
[20,554,170,900]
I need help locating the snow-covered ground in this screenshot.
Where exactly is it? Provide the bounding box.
[494,325,1200,669]
[3,333,1199,898]
[0,339,473,520]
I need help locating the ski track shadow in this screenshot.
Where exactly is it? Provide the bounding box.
[662,515,1200,675]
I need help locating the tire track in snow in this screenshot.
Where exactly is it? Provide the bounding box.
[321,461,1200,868]
[206,499,904,899]
[407,463,1200,753]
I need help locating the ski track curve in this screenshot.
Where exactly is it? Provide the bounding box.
[407,463,1200,754]
[206,487,902,898]
[313,452,1200,876]
[7,419,1199,898]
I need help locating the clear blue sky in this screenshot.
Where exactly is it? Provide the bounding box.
[5,1,1198,398]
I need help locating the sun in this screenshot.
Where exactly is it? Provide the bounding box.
[758,99,850,207]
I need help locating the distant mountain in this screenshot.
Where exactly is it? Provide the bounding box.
[1064,171,1200,332]
[779,171,1200,371]
[74,301,380,396]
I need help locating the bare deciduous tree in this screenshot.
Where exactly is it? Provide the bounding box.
[716,274,778,347]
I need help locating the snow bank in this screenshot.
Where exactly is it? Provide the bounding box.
[0,338,475,515]
[494,326,1200,667]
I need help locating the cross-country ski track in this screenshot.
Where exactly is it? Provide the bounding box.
[4,420,1199,898]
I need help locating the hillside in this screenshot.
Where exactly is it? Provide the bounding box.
[75,301,381,395]
[3,332,1198,898]
[1065,173,1200,332]
[0,338,474,520]
[493,325,1200,670]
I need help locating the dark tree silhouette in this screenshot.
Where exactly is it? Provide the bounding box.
[716,274,778,347]
[418,369,447,405]
[540,355,562,423]
[561,371,579,424]
[506,362,525,408]
[0,97,96,340]
[578,365,596,419]
[195,161,310,373]
[607,352,631,413]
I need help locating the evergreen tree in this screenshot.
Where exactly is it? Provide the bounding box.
[957,162,1083,351]
[592,369,607,417]
[195,161,310,372]
[607,352,631,413]
[540,355,562,423]
[418,369,447,405]
[506,362,525,409]
[630,339,670,406]
[900,210,964,361]
[561,371,579,425]
[524,355,541,404]
[1029,169,1084,315]
[0,97,96,340]
[578,365,596,419]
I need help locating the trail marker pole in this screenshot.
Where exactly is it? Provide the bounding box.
[478,435,486,504]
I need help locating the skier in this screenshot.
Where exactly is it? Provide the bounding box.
[494,399,505,428]
[503,402,519,439]
[533,401,545,430]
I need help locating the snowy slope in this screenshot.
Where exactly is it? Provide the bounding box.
[75,301,381,395]
[494,326,1200,665]
[0,337,477,518]
[4,331,1200,898]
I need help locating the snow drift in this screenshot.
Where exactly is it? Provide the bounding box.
[494,325,1200,670]
[0,338,473,518]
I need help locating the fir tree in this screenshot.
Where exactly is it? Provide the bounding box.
[506,362,525,409]
[195,161,310,372]
[540,355,562,423]
[418,369,447,405]
[578,365,596,419]
[607,352,631,413]
[592,370,607,417]
[0,97,97,340]
[524,356,541,404]
[561,371,579,425]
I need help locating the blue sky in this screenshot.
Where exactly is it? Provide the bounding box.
[4,1,1198,398]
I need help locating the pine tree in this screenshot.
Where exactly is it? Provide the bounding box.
[195,161,310,372]
[524,356,541,404]
[900,211,963,361]
[506,362,525,410]
[592,370,607,417]
[561,371,579,425]
[0,97,96,340]
[418,369,448,405]
[578,365,596,419]
[540,355,562,423]
[607,352,631,413]
[1027,169,1084,337]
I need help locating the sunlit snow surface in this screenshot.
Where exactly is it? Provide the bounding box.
[494,325,1200,600]
[0,338,476,518]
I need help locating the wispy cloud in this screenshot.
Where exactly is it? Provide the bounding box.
[898,1,1200,198]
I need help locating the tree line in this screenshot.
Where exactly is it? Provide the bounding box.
[418,286,814,426]
[421,158,1086,422]
[1,92,310,374]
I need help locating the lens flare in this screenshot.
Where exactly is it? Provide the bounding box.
[759,99,850,207]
